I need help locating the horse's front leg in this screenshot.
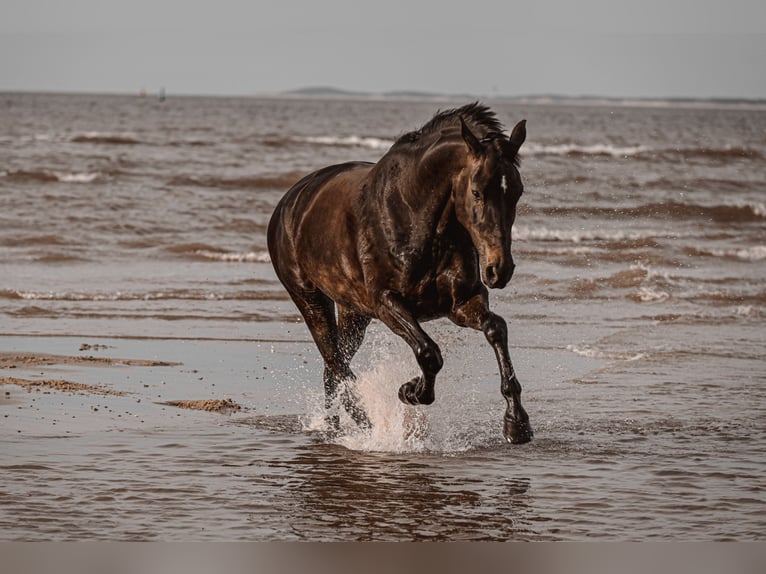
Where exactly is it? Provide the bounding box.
[451,293,533,444]
[377,290,442,405]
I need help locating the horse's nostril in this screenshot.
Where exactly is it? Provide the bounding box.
[486,265,498,284]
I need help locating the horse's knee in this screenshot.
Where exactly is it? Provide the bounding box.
[416,343,443,375]
[483,314,507,346]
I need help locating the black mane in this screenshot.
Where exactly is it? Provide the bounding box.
[396,102,506,146]
[392,102,519,167]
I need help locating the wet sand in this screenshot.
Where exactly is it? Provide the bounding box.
[1,336,260,437]
[2,330,763,541]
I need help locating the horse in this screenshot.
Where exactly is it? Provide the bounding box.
[267,102,533,444]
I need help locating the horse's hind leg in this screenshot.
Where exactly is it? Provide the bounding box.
[288,289,369,429]
[450,292,533,444]
[337,305,371,365]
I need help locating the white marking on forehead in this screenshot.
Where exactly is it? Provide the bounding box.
[501,174,508,194]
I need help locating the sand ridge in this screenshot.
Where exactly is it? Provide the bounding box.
[161,398,243,413]
[0,349,178,397]
[0,351,180,369]
[0,376,125,396]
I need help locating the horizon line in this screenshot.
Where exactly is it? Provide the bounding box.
[3,87,766,108]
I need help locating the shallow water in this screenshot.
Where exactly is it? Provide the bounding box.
[1,93,765,540]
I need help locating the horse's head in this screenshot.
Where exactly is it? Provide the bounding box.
[453,117,526,289]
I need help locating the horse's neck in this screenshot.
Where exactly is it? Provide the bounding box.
[368,142,464,253]
[407,140,464,233]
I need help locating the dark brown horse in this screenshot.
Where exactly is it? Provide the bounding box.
[267,103,532,443]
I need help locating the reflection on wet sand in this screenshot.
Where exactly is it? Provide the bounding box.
[280,442,535,541]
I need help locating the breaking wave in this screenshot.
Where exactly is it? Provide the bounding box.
[0,288,286,302]
[525,143,648,158]
[302,135,395,150]
[194,250,271,263]
[566,344,649,362]
[1,170,103,184]
[534,201,766,223]
[526,142,762,160]
[684,245,766,262]
[163,243,271,263]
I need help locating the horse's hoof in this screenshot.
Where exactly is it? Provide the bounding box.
[504,416,533,445]
[398,381,419,405]
[397,377,434,406]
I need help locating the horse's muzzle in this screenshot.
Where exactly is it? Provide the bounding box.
[484,260,515,289]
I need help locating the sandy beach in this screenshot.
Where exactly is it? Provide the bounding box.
[1,335,293,436]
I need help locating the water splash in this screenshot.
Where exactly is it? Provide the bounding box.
[302,358,432,453]
[301,326,505,454]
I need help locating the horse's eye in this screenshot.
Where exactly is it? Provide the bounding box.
[472,189,481,200]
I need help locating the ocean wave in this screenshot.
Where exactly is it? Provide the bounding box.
[661,146,763,160]
[70,132,141,145]
[1,169,103,184]
[536,201,766,223]
[0,234,69,247]
[0,288,286,302]
[684,245,766,262]
[607,263,673,289]
[688,290,766,306]
[525,143,648,158]
[629,286,671,303]
[566,344,648,362]
[164,243,271,263]
[302,135,395,150]
[513,225,651,243]
[525,142,763,160]
[194,250,271,263]
[167,172,303,190]
[57,172,101,183]
[735,305,762,318]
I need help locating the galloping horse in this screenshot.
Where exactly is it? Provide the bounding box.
[267,103,532,443]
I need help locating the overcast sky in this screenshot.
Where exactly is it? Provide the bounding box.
[2,0,765,99]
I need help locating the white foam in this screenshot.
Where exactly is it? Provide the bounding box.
[629,262,672,285]
[734,305,762,318]
[704,246,766,262]
[55,172,101,183]
[303,135,394,150]
[513,225,648,243]
[525,142,648,158]
[194,250,271,263]
[566,344,648,362]
[13,290,222,301]
[634,286,671,303]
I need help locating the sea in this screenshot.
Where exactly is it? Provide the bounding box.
[1,92,764,540]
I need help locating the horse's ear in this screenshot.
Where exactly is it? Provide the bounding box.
[508,119,527,157]
[460,117,484,158]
